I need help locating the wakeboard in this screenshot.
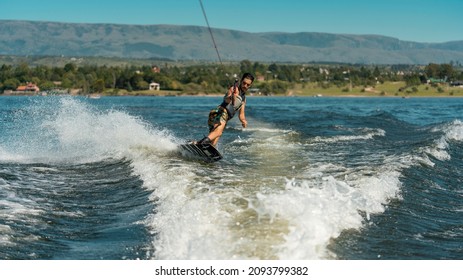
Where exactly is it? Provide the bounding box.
[178,143,223,162]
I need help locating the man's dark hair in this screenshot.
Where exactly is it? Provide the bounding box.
[241,73,255,82]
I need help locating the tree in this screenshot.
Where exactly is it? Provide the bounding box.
[2,78,20,90]
[240,59,252,73]
[40,81,56,91]
[64,63,77,73]
[439,64,455,80]
[14,62,32,82]
[260,80,289,95]
[268,63,279,75]
[425,63,441,78]
[373,66,381,78]
[404,73,421,87]
[92,79,105,93]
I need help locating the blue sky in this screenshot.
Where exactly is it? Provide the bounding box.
[1,0,461,43]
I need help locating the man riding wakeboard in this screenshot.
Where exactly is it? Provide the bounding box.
[196,72,255,147]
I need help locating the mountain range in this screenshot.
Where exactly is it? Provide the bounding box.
[1,20,463,64]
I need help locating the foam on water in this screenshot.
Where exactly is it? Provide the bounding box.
[0,181,45,247]
[442,119,463,142]
[313,128,386,143]
[1,97,231,259]
[129,120,409,259]
[0,146,24,162]
[248,141,404,259]
[218,120,446,259]
[139,163,236,259]
[3,97,461,260]
[259,119,462,259]
[253,169,402,259]
[425,120,463,161]
[1,97,177,164]
[0,97,179,253]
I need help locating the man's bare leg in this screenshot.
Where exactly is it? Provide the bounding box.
[198,121,226,147]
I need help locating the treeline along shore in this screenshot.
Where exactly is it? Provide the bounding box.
[1,55,463,97]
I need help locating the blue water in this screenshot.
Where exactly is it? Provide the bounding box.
[0,95,462,260]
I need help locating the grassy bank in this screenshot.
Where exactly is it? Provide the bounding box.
[6,81,462,98]
[289,82,463,97]
[118,81,463,98]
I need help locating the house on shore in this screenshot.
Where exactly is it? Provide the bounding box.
[151,65,161,73]
[16,83,40,92]
[149,82,160,90]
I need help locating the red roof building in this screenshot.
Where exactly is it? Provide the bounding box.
[16,83,40,92]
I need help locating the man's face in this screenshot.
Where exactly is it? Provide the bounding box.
[241,78,253,92]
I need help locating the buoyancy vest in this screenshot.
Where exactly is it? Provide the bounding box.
[220,87,246,120]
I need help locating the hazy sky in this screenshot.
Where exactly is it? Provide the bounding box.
[1,0,461,43]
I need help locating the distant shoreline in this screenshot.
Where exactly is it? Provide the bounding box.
[3,92,463,98]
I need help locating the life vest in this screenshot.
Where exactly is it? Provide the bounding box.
[220,87,246,120]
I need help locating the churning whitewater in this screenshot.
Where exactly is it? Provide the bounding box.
[1,96,462,259]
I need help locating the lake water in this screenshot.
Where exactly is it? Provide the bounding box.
[1,95,462,259]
